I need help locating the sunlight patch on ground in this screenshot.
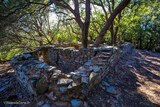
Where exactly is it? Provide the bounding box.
[137,81,160,105]
[131,51,160,105]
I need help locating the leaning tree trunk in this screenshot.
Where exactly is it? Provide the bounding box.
[94,0,131,47]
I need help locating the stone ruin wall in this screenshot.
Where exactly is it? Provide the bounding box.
[33,46,114,73]
[10,43,133,106]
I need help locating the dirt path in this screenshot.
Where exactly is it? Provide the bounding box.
[88,49,160,107]
[130,50,160,105]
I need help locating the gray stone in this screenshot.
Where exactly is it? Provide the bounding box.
[81,76,89,84]
[45,66,56,72]
[91,65,101,72]
[46,92,58,101]
[59,86,67,93]
[37,101,44,106]
[30,74,40,79]
[22,54,32,59]
[36,77,49,94]
[54,70,62,74]
[101,81,110,87]
[128,65,133,68]
[40,103,51,107]
[106,86,118,94]
[67,82,77,89]
[80,73,88,77]
[37,63,48,69]
[65,74,72,78]
[89,72,98,82]
[51,72,61,79]
[84,60,93,66]
[70,99,83,107]
[57,78,73,86]
[78,67,86,72]
[21,66,29,72]
[99,84,105,90]
[54,101,71,107]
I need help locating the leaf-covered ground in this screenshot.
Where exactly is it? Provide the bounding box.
[0,49,160,107]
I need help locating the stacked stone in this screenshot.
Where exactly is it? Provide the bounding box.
[10,46,115,106]
[47,46,114,73]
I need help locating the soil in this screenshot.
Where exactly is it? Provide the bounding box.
[87,49,160,107]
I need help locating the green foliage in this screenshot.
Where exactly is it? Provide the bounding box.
[117,0,160,50]
[0,48,22,61]
[0,0,160,61]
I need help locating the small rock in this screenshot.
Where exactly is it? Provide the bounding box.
[89,72,98,82]
[80,73,88,77]
[46,92,57,101]
[67,85,72,89]
[40,103,51,107]
[30,74,40,79]
[57,78,73,86]
[99,84,105,90]
[72,74,81,79]
[36,77,49,94]
[37,63,48,69]
[101,81,110,87]
[51,73,60,79]
[22,54,32,59]
[21,66,29,72]
[84,66,93,72]
[59,86,67,93]
[68,82,77,89]
[128,65,133,68]
[71,82,77,87]
[55,101,71,107]
[37,101,44,106]
[84,60,93,66]
[65,74,72,78]
[91,65,100,72]
[81,76,89,84]
[106,86,118,94]
[70,99,83,107]
[46,66,56,72]
[78,67,86,72]
[83,101,89,107]
[54,70,62,74]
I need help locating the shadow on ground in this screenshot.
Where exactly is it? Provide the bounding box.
[87,50,160,107]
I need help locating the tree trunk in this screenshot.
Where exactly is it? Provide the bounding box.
[81,0,90,48]
[51,0,90,48]
[82,25,88,48]
[110,24,115,45]
[94,0,131,47]
[139,35,142,49]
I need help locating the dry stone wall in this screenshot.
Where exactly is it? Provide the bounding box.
[34,46,114,73]
[10,43,133,107]
[47,48,96,73]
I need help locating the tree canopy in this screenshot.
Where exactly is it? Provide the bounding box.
[0,0,160,61]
